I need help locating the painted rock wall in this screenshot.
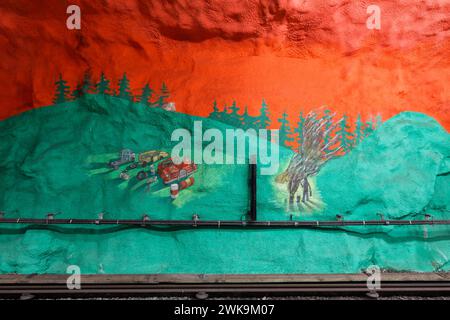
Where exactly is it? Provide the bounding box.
[0,97,449,274]
[318,112,450,219]
[0,0,449,129]
[0,1,449,274]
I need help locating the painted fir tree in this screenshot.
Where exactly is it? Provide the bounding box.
[294,111,306,147]
[209,100,221,120]
[375,115,382,129]
[278,111,294,147]
[336,114,354,153]
[54,74,70,104]
[71,83,83,100]
[81,71,93,94]
[161,82,169,97]
[364,116,375,137]
[139,83,153,106]
[220,104,229,122]
[156,82,169,108]
[241,106,256,129]
[96,72,110,94]
[117,73,132,100]
[72,71,93,99]
[229,100,239,114]
[223,104,228,114]
[354,113,365,146]
[256,99,271,129]
[228,101,243,127]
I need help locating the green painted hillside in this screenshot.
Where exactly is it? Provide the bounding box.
[0,94,293,221]
[318,112,450,221]
[0,95,449,274]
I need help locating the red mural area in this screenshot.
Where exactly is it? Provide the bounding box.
[0,0,449,130]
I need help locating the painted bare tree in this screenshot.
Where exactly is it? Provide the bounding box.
[277,110,343,204]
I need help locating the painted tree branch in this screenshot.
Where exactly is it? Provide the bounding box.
[278,110,342,203]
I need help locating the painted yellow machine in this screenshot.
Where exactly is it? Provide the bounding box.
[138,150,169,166]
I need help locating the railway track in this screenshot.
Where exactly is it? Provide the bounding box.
[1,274,449,299]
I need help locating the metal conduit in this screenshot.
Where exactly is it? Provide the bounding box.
[1,165,447,229]
[0,217,448,228]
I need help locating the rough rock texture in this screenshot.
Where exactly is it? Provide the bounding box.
[0,95,288,220]
[0,97,449,274]
[0,0,449,129]
[317,112,450,219]
[0,1,449,275]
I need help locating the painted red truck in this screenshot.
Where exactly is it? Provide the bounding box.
[157,158,197,184]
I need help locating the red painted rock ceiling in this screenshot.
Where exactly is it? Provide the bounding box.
[0,0,449,128]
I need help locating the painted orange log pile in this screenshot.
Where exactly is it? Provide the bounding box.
[0,0,448,129]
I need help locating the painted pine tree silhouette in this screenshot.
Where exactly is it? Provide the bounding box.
[156,82,169,108]
[337,114,354,153]
[229,101,239,114]
[241,106,256,129]
[218,103,230,123]
[81,71,93,94]
[354,114,365,146]
[209,100,263,129]
[96,72,110,94]
[294,111,306,146]
[278,111,294,147]
[256,99,271,129]
[71,71,93,99]
[153,96,162,108]
[363,115,382,136]
[375,115,383,129]
[228,101,243,127]
[209,100,221,121]
[54,74,71,104]
[52,71,173,106]
[139,83,153,106]
[117,73,132,100]
[222,104,228,115]
[161,82,169,97]
[364,116,375,137]
[71,83,83,100]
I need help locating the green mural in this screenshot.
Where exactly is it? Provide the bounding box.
[0,72,448,275]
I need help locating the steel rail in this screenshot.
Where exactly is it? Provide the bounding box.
[1,274,449,298]
[1,281,450,298]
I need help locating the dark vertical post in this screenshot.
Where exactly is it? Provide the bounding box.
[249,162,257,221]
